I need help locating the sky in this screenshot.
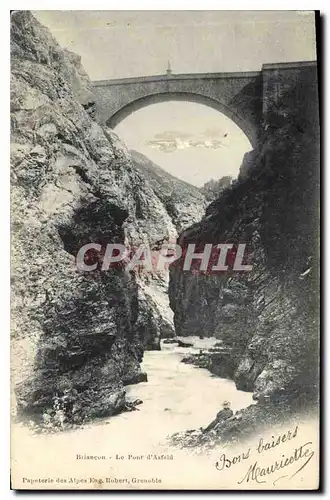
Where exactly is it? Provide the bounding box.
[114,102,252,186]
[34,11,316,80]
[33,11,317,186]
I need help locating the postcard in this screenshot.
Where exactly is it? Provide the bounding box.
[10,9,320,490]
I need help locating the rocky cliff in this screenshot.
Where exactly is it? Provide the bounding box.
[10,11,205,426]
[130,150,207,232]
[169,67,319,409]
[200,175,233,202]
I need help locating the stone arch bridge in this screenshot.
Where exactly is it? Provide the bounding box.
[92,62,317,147]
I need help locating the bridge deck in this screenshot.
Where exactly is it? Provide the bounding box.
[93,71,261,87]
[92,61,317,87]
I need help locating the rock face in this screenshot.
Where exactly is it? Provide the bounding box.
[128,149,207,346]
[130,150,207,233]
[169,68,319,405]
[10,11,205,425]
[200,176,233,202]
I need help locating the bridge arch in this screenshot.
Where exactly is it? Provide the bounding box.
[106,92,256,146]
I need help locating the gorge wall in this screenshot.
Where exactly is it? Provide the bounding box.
[169,68,319,405]
[11,11,205,425]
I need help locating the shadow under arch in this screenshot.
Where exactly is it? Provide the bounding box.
[106,92,256,147]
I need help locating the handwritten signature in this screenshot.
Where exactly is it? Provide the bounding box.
[215,425,315,485]
[237,441,314,485]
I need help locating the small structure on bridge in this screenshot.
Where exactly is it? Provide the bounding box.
[166,60,173,76]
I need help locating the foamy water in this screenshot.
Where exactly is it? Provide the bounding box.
[124,341,255,440]
[12,342,318,490]
[15,341,253,450]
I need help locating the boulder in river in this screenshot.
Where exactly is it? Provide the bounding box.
[177,339,194,348]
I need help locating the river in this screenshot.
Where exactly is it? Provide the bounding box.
[12,340,258,489]
[125,340,255,440]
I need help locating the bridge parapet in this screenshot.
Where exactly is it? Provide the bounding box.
[92,61,317,147]
[94,70,261,87]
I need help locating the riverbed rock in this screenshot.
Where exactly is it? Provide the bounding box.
[177,339,194,348]
[171,394,319,450]
[181,348,238,378]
